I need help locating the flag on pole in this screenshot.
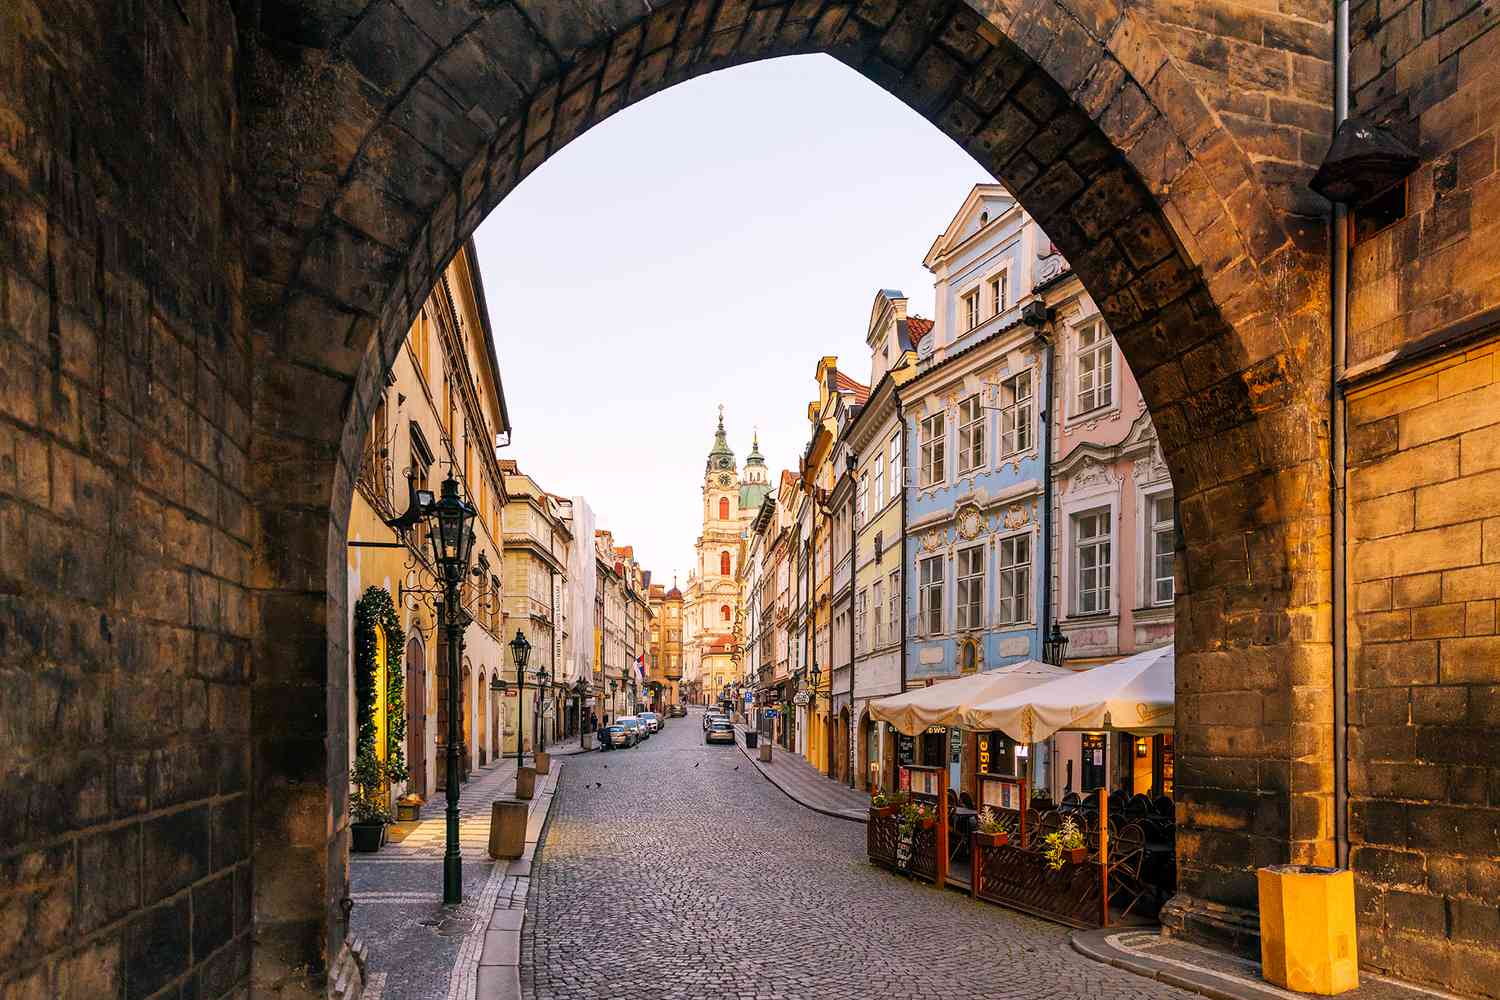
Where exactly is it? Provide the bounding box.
[633,654,646,686]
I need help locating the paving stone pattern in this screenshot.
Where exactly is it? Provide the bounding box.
[735,730,870,822]
[523,710,1194,1000]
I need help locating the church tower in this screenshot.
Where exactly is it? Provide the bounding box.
[691,406,746,704]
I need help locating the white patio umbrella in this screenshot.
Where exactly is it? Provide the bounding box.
[959,645,1175,743]
[867,659,1074,736]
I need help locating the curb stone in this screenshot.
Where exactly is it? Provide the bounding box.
[735,731,867,824]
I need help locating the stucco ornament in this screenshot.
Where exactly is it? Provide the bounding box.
[957,504,983,540]
[1002,504,1030,530]
[921,528,945,552]
[1070,457,1115,493]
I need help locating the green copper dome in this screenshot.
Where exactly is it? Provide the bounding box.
[706,405,735,472]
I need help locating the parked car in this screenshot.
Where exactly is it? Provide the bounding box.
[600,724,630,751]
[618,716,646,743]
[668,704,687,718]
[704,717,736,745]
[639,711,662,733]
[702,711,727,732]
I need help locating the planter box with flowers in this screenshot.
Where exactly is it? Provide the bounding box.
[869,790,905,820]
[974,806,1012,848]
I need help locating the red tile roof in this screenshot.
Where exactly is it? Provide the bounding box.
[833,370,870,404]
[908,316,934,342]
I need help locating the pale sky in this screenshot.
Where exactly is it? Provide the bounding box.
[474,54,991,584]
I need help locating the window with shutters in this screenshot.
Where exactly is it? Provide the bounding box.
[719,497,729,520]
[872,580,884,647]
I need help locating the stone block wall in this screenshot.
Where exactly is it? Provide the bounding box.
[1347,335,1500,997]
[1348,0,1499,365]
[0,2,255,998]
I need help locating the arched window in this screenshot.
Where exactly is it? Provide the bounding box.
[719,497,729,520]
[721,605,731,622]
[720,551,731,575]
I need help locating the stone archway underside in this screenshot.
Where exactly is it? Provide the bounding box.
[0,1,1336,997]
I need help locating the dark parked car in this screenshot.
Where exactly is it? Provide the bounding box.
[600,724,631,750]
[705,718,736,745]
[668,704,687,718]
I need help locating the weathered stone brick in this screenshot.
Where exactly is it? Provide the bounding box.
[1352,521,1480,580]
[1357,640,1439,686]
[1352,438,1461,500]
[1439,635,1500,682]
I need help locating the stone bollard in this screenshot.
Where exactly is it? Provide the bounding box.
[759,741,772,764]
[488,799,528,860]
[534,751,551,775]
[515,766,536,800]
[581,732,593,751]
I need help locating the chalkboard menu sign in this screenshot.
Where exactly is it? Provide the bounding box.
[949,727,962,764]
[896,733,914,767]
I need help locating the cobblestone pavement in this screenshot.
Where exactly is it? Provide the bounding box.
[523,710,1195,1000]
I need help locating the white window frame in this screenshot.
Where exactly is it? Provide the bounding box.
[989,270,1008,316]
[873,453,885,510]
[1075,320,1115,416]
[996,530,1032,625]
[887,570,900,648]
[956,545,985,631]
[1073,507,1113,616]
[998,369,1033,459]
[962,288,981,331]
[872,580,884,647]
[919,555,944,636]
[957,395,984,476]
[919,413,945,488]
[857,473,869,527]
[1140,485,1176,608]
[889,432,901,494]
[855,588,868,654]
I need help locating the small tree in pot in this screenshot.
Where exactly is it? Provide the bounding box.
[1041,815,1088,869]
[350,750,391,853]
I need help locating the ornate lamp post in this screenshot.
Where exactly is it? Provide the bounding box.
[421,474,478,905]
[509,631,531,762]
[609,677,618,720]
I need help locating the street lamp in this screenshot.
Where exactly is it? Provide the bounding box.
[425,474,477,906]
[1044,622,1069,666]
[509,630,531,764]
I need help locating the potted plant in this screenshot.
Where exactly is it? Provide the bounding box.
[897,800,934,838]
[974,807,1012,847]
[350,750,390,853]
[1041,815,1088,869]
[869,790,905,819]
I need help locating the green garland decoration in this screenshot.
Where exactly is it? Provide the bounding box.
[354,586,408,787]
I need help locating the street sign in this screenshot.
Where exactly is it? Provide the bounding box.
[764,709,778,718]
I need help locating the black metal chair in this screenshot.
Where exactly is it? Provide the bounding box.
[959,790,976,810]
[1107,822,1150,917]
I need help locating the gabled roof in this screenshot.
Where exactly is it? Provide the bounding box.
[906,316,933,346]
[833,370,870,404]
[923,183,1017,270]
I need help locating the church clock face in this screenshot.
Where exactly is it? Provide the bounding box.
[718,474,733,486]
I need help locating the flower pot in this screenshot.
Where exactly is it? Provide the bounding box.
[870,805,898,819]
[975,831,1009,848]
[919,816,936,830]
[1067,846,1089,864]
[351,821,385,853]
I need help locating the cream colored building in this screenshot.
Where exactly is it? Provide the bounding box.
[346,240,511,808]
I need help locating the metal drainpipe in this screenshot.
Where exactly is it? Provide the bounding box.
[849,466,858,788]
[897,396,909,793]
[1039,326,1056,655]
[1332,0,1351,870]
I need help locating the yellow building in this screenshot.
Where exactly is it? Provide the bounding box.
[346,240,510,809]
[798,358,867,774]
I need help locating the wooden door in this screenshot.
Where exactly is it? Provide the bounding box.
[405,636,427,798]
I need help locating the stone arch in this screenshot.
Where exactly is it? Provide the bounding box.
[0,2,1343,997]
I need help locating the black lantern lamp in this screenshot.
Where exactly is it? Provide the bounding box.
[1309,117,1419,205]
[509,630,531,669]
[429,474,478,580]
[1044,623,1069,666]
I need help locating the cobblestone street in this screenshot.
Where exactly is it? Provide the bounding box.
[523,710,1193,1000]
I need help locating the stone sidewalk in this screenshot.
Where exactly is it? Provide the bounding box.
[350,749,573,1000]
[1072,929,1455,1000]
[735,728,870,822]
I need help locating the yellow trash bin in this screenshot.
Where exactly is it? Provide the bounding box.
[1257,865,1359,994]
